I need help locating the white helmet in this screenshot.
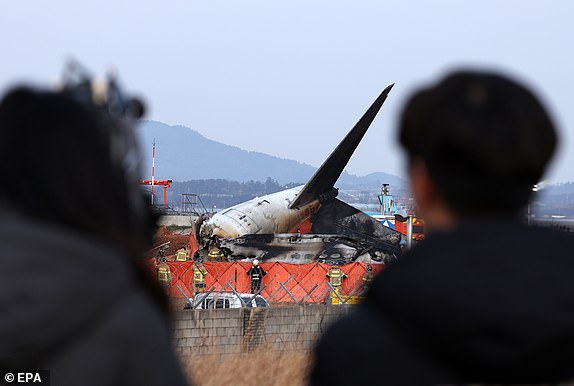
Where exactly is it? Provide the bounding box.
[253,259,259,266]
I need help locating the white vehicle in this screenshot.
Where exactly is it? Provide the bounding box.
[188,292,269,309]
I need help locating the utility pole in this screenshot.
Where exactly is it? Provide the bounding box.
[528,184,539,225]
[406,216,413,250]
[151,138,156,206]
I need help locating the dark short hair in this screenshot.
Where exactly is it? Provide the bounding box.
[399,71,557,215]
[0,87,156,259]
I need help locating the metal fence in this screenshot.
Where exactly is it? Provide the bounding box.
[158,261,382,308]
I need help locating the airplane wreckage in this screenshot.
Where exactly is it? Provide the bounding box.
[190,84,403,265]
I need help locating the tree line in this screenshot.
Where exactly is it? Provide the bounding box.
[160,178,302,210]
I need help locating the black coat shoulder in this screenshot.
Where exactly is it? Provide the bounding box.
[311,305,452,386]
[312,222,574,385]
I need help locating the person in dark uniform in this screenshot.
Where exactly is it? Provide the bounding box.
[247,259,266,294]
[312,71,574,385]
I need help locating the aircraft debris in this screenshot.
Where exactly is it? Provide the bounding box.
[192,84,403,264]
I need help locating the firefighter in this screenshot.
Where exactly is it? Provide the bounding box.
[193,257,207,295]
[362,264,375,292]
[175,247,189,262]
[326,264,347,295]
[207,247,225,261]
[157,256,171,287]
[247,259,266,294]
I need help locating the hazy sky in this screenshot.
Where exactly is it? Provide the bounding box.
[1,1,572,181]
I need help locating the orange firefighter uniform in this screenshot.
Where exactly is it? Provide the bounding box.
[207,247,225,261]
[157,258,171,287]
[193,262,207,294]
[175,248,189,262]
[326,265,347,293]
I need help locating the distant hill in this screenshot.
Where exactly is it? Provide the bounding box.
[336,171,404,191]
[137,120,404,189]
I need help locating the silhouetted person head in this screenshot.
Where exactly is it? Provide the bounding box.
[0,79,190,384]
[0,86,156,260]
[398,70,557,227]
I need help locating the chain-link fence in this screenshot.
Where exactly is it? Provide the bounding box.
[153,261,383,307]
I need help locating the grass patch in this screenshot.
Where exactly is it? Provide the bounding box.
[183,349,312,386]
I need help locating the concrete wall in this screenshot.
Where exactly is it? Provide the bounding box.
[173,305,353,356]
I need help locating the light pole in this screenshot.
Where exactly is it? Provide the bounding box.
[528,184,539,225]
[406,215,413,250]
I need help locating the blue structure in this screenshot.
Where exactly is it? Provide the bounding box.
[364,211,395,229]
[378,184,397,216]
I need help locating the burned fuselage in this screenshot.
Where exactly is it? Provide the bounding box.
[196,186,403,264]
[219,233,398,265]
[192,84,401,264]
[199,186,319,241]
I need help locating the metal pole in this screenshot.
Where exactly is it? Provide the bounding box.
[175,284,194,309]
[151,139,155,206]
[184,286,216,309]
[280,282,299,304]
[227,282,248,307]
[327,282,345,304]
[406,215,413,250]
[163,185,167,208]
[317,287,331,302]
[218,279,233,296]
[268,275,293,302]
[193,288,215,309]
[343,285,365,303]
[209,280,234,309]
[299,284,319,304]
[243,284,267,307]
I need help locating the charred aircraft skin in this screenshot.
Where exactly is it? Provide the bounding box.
[195,84,401,264]
[220,233,399,265]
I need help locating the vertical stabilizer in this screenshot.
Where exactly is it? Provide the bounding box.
[289,84,394,209]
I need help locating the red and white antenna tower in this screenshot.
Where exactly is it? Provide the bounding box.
[140,139,171,207]
[151,138,156,205]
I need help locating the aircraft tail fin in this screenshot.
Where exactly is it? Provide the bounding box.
[289,84,394,209]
